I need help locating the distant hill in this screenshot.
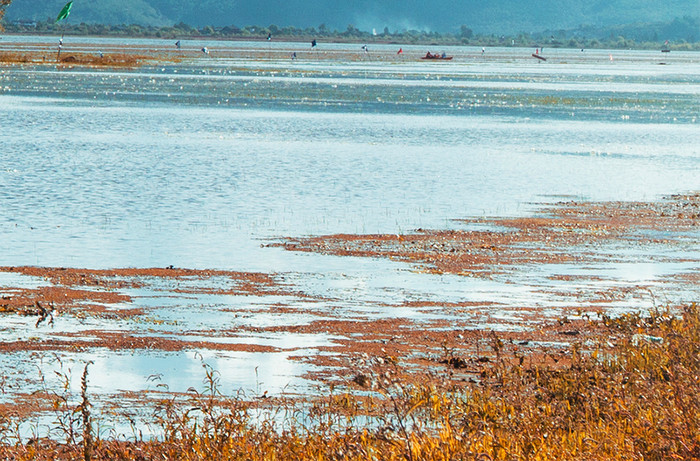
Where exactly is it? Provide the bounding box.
[4,0,700,35]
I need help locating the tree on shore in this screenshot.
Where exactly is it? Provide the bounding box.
[0,0,14,31]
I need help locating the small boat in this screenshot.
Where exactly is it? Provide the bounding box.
[532,48,546,61]
[422,52,453,60]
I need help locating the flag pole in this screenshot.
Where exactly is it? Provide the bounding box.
[55,1,73,62]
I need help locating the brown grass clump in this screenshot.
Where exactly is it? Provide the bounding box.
[0,303,698,460]
[0,51,153,68]
[58,53,149,68]
[0,51,35,63]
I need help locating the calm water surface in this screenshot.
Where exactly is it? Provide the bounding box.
[1,39,697,268]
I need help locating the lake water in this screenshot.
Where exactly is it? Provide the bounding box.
[1,38,698,269]
[0,37,698,423]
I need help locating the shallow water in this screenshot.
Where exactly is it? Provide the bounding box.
[0,38,698,409]
[1,42,698,269]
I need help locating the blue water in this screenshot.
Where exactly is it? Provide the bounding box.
[1,39,698,268]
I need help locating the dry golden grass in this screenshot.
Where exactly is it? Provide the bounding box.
[1,303,698,460]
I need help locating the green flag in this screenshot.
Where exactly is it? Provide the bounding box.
[55,1,73,23]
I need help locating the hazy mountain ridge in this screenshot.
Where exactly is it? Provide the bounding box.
[5,0,699,34]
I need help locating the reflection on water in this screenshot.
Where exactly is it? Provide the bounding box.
[11,349,316,396]
[0,101,697,269]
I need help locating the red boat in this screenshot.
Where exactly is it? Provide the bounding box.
[422,52,453,60]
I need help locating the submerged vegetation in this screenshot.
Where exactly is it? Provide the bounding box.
[1,303,698,460]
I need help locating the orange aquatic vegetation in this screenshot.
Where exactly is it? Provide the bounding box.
[275,193,699,278]
[0,266,283,292]
[0,195,695,372]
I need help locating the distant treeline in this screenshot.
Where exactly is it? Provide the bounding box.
[3,17,699,50]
